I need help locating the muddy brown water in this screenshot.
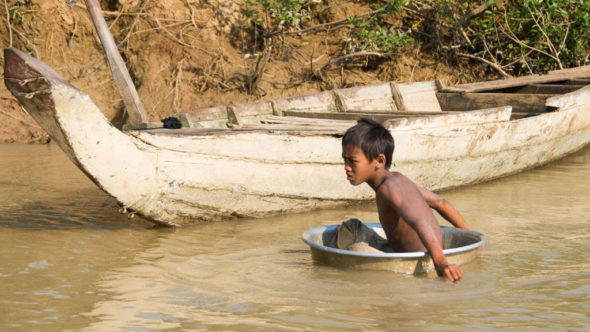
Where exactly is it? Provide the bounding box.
[1,143,589,331]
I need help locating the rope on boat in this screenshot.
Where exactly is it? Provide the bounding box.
[5,77,49,86]
[5,77,52,99]
[11,90,52,99]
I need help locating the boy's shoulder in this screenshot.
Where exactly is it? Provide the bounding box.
[375,171,404,194]
[377,171,424,208]
[379,171,419,195]
[383,171,409,186]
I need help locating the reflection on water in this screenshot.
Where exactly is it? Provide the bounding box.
[0,144,589,331]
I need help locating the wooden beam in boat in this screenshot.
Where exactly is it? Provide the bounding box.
[133,127,232,137]
[436,92,551,113]
[239,123,347,133]
[137,126,344,136]
[85,0,147,125]
[440,66,590,93]
[174,105,228,128]
[227,101,274,127]
[393,81,443,113]
[516,84,585,95]
[334,83,398,112]
[563,78,590,85]
[283,110,459,121]
[260,116,355,127]
[511,112,541,119]
[548,65,590,76]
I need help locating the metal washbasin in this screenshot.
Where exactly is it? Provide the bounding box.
[302,223,486,274]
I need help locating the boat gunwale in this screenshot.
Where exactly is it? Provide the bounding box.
[129,106,515,139]
[128,103,587,167]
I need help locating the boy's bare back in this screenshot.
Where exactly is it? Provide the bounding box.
[375,172,443,253]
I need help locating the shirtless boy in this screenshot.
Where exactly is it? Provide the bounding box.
[342,118,471,282]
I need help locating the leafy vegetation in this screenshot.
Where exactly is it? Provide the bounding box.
[241,0,589,77]
[244,0,412,54]
[432,0,590,75]
[7,0,39,37]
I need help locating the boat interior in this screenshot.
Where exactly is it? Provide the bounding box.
[125,67,590,135]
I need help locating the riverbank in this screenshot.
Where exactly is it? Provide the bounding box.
[0,0,495,143]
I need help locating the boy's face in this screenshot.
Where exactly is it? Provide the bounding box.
[342,144,378,186]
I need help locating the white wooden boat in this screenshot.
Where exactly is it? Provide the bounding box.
[301,223,486,274]
[4,47,590,226]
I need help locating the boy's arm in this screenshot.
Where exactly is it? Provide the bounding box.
[417,187,471,230]
[383,184,463,281]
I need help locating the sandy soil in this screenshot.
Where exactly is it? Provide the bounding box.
[0,0,491,143]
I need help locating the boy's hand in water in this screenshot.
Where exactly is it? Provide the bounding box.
[438,264,463,282]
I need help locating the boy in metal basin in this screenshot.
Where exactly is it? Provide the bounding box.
[341,118,472,282]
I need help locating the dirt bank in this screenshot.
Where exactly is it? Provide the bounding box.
[0,0,491,144]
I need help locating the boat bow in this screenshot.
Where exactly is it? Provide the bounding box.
[4,48,162,223]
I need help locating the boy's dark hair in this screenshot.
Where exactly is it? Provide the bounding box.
[342,118,395,169]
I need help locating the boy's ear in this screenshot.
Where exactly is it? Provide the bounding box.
[375,154,386,169]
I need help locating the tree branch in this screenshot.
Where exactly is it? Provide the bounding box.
[3,0,12,47]
[320,51,391,73]
[457,52,512,78]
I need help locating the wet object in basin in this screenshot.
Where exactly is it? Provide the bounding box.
[302,223,486,274]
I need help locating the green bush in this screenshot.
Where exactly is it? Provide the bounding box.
[344,17,412,53]
[434,0,590,74]
[244,0,314,30]
[261,0,313,30]
[244,0,412,54]
[240,0,589,75]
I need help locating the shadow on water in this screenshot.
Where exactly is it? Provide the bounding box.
[0,195,156,230]
[2,201,126,229]
[0,144,154,230]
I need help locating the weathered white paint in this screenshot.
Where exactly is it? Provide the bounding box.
[334,82,398,112]
[384,106,511,130]
[393,81,443,112]
[27,84,160,211]
[132,107,512,163]
[272,90,338,114]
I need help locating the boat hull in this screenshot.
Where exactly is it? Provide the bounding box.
[4,47,590,226]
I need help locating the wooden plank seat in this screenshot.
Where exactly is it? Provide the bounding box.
[260,116,355,127]
[132,126,347,136]
[241,116,353,132]
[238,111,459,132]
[437,92,554,113]
[563,78,590,85]
[514,84,586,94]
[440,64,590,93]
[243,106,512,133]
[282,110,461,122]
